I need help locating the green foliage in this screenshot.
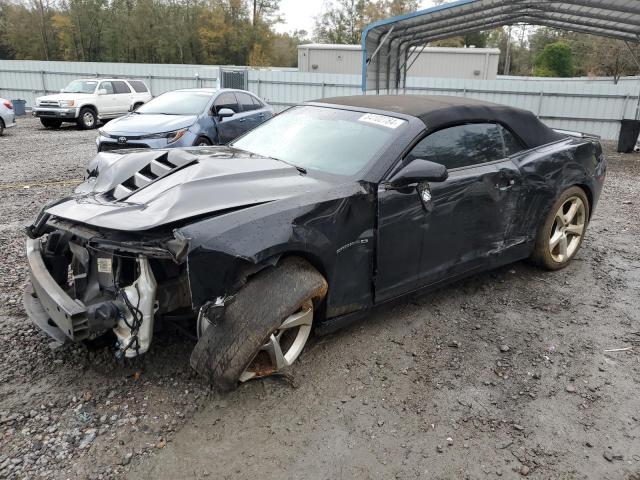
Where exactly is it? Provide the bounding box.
[534,42,574,77]
[314,0,418,44]
[1,0,637,83]
[0,0,309,66]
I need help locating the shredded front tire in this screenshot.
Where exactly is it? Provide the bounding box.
[190,257,327,391]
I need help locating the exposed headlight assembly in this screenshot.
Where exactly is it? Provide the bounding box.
[166,128,188,144]
[143,128,188,143]
[59,100,75,108]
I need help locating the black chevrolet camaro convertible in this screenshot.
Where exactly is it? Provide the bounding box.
[24,95,606,389]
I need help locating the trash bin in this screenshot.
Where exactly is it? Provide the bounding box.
[617,119,640,153]
[11,99,26,116]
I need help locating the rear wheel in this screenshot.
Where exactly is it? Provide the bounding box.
[77,107,97,129]
[40,118,62,129]
[531,186,590,270]
[190,257,327,391]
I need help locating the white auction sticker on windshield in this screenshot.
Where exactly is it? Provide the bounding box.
[358,113,406,129]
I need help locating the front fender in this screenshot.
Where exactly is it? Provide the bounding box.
[176,185,376,317]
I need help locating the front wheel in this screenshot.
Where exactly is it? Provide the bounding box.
[194,137,212,147]
[0,119,4,136]
[77,108,97,129]
[190,257,328,391]
[531,186,590,270]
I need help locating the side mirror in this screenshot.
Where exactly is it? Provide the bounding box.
[389,159,448,187]
[217,108,235,119]
[97,89,108,95]
[60,88,65,93]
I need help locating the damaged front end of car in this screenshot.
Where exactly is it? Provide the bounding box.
[22,146,340,361]
[24,214,191,358]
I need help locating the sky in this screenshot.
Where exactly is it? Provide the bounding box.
[274,0,437,35]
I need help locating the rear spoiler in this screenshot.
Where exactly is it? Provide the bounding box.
[554,128,601,140]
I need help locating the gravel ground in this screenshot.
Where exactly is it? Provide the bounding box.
[1,116,639,480]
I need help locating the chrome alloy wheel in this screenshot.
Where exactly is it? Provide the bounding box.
[197,300,314,383]
[549,195,586,263]
[83,111,96,128]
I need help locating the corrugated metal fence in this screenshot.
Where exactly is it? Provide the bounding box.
[2,59,639,140]
[0,59,221,104]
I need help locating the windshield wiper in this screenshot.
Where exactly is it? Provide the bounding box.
[230,146,307,174]
[272,157,307,175]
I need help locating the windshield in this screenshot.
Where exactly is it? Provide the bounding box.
[232,106,407,176]
[62,80,98,94]
[136,91,213,115]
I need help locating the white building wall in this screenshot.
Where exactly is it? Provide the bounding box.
[297,44,501,80]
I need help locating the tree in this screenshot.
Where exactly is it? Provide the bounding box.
[271,29,310,67]
[314,0,367,44]
[486,25,533,76]
[534,42,574,77]
[314,0,418,44]
[252,0,280,25]
[0,2,16,59]
[584,37,640,84]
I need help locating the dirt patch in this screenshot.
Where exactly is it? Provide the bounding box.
[1,117,639,479]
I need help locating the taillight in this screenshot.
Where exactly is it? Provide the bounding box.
[2,101,12,110]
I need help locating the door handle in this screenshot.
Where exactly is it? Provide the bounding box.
[258,113,265,118]
[239,118,246,123]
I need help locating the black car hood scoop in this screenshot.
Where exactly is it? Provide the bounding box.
[46,147,328,231]
[105,150,198,201]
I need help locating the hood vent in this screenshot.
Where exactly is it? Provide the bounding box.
[106,150,198,201]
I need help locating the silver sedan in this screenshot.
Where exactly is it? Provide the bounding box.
[0,98,17,136]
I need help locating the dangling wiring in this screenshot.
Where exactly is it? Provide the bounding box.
[116,283,143,358]
[110,255,144,358]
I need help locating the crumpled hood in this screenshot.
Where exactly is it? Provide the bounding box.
[37,93,94,103]
[45,147,330,231]
[103,114,197,136]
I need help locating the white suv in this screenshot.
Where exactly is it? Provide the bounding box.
[34,78,152,129]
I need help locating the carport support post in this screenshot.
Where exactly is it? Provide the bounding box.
[624,41,640,120]
[368,26,395,94]
[636,82,640,120]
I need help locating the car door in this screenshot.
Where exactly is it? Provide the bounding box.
[127,80,151,104]
[111,81,134,115]
[251,95,271,126]
[235,92,262,131]
[96,81,116,115]
[376,176,430,302]
[375,123,522,302]
[213,92,243,144]
[414,123,522,286]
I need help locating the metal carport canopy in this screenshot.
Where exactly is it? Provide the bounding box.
[361,0,640,92]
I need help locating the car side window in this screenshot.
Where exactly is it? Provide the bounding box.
[499,125,525,156]
[214,92,240,114]
[236,92,257,112]
[251,95,264,109]
[406,123,506,170]
[128,80,149,93]
[99,81,115,95]
[112,81,131,94]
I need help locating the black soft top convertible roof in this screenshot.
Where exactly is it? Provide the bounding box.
[315,95,565,149]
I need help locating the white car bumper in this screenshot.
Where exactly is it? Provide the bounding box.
[33,107,79,120]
